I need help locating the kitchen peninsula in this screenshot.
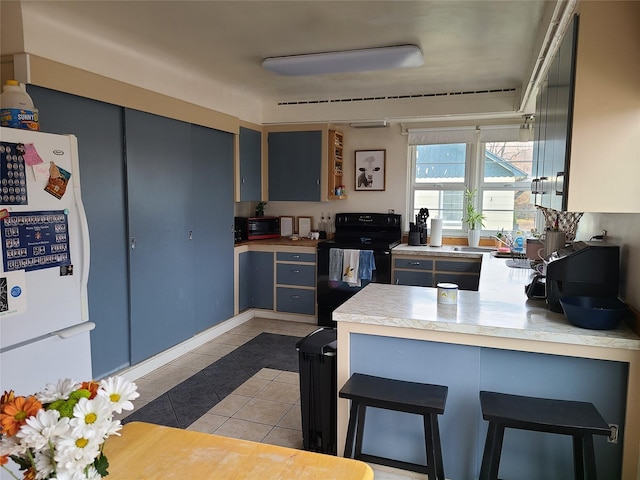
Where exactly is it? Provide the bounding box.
[334,247,640,480]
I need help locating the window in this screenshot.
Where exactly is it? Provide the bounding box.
[409,129,535,235]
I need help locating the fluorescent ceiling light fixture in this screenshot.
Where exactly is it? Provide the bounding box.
[263,45,423,76]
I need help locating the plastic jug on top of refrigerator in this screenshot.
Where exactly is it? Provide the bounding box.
[0,80,39,130]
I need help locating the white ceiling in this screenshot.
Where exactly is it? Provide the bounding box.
[15,0,567,113]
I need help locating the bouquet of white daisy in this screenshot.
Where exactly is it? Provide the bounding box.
[0,376,138,480]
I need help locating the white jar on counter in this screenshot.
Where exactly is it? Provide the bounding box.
[437,283,458,305]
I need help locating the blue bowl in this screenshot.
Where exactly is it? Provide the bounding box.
[559,296,628,330]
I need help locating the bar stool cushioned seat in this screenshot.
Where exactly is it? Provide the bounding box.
[339,373,448,480]
[479,390,611,480]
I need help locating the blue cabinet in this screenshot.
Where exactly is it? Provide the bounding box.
[239,126,262,201]
[275,250,316,315]
[125,109,195,363]
[190,124,234,333]
[268,130,322,201]
[393,254,481,291]
[239,251,274,311]
[28,86,130,378]
[29,89,235,372]
[126,109,235,363]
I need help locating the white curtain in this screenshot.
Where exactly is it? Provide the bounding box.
[407,124,521,145]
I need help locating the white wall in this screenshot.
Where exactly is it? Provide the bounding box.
[576,213,640,311]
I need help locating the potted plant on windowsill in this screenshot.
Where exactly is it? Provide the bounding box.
[463,189,486,247]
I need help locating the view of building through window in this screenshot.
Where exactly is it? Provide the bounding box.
[411,140,535,233]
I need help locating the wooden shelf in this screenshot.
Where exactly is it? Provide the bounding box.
[328,129,346,200]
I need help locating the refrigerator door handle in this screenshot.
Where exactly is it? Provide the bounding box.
[0,322,96,354]
[70,134,92,323]
[55,321,96,339]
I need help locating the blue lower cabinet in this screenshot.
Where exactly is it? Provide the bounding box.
[276,287,315,315]
[276,263,316,287]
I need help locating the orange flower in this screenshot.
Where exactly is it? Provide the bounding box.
[81,381,100,399]
[0,454,8,466]
[0,390,15,407]
[23,467,36,480]
[0,395,42,436]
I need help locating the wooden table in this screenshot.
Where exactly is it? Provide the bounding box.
[103,422,374,480]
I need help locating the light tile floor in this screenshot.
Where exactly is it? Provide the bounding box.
[119,317,424,479]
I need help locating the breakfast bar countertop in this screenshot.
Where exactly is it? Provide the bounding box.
[336,252,640,351]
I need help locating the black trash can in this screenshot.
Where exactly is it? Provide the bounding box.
[296,327,337,455]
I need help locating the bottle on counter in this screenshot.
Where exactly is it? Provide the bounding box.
[319,213,327,239]
[327,213,333,238]
[0,80,39,130]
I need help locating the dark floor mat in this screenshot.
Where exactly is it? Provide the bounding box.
[124,332,301,428]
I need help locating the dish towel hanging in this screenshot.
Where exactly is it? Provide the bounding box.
[329,248,344,282]
[358,250,376,281]
[343,249,361,287]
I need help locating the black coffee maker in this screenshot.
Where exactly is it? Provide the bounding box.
[541,241,620,312]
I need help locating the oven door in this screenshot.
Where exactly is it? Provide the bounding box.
[316,244,391,327]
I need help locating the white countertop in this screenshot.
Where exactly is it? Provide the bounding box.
[334,251,640,351]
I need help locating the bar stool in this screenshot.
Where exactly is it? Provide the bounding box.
[339,373,448,480]
[479,390,611,480]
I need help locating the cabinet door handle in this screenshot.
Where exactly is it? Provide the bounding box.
[130,237,136,250]
[539,176,548,194]
[555,171,565,195]
[531,178,540,195]
[188,230,193,241]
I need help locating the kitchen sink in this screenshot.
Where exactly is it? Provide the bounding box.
[452,246,497,253]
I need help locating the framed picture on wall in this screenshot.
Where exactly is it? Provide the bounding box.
[280,216,293,237]
[355,150,386,191]
[297,216,312,238]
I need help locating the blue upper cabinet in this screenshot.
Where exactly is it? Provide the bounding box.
[239,126,262,202]
[268,130,322,201]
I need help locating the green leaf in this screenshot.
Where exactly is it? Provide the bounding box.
[93,452,110,477]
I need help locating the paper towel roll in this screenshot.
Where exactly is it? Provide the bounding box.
[430,218,443,247]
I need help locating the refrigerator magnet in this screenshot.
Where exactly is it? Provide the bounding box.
[60,264,74,276]
[44,162,71,199]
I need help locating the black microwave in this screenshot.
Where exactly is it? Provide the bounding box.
[235,216,280,241]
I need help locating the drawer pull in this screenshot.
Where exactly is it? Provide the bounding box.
[410,262,421,265]
[291,295,300,299]
[292,255,300,259]
[292,269,301,273]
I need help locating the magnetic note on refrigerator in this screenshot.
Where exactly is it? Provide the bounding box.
[0,269,27,318]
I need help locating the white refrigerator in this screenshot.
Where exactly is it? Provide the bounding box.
[0,127,93,398]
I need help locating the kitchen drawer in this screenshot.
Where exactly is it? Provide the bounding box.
[434,273,480,291]
[276,287,315,315]
[276,252,316,263]
[435,260,482,274]
[394,270,434,287]
[277,263,316,287]
[394,257,434,271]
